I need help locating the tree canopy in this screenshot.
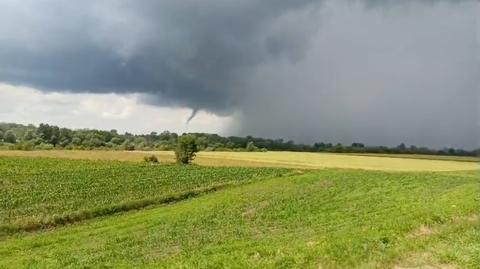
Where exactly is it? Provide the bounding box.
[0,122,477,157]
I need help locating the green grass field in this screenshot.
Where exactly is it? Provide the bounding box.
[0,152,478,268]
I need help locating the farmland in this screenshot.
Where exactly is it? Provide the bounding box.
[0,157,288,235]
[0,150,477,171]
[0,151,478,268]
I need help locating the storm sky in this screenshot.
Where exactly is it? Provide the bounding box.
[0,0,478,149]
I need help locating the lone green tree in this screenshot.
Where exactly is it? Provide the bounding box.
[175,134,198,164]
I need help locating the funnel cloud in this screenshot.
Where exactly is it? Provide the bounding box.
[186,109,199,124]
[0,0,478,148]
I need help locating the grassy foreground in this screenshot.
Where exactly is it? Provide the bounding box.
[0,157,288,234]
[1,168,479,268]
[0,150,477,171]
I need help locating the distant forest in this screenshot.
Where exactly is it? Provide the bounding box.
[0,122,478,157]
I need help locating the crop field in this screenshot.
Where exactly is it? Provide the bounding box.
[0,152,478,268]
[0,157,288,235]
[196,151,479,171]
[345,153,480,163]
[0,150,477,171]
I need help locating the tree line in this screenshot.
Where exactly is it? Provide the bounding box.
[0,122,478,157]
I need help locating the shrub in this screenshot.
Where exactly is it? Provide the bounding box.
[122,142,135,151]
[246,141,258,152]
[14,141,35,151]
[0,142,14,150]
[34,143,54,150]
[144,155,159,163]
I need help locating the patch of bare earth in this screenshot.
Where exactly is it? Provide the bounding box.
[466,214,478,223]
[313,179,335,189]
[393,253,457,269]
[393,265,456,269]
[452,213,479,225]
[145,245,181,261]
[242,201,270,217]
[407,225,438,238]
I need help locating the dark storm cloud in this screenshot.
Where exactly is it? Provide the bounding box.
[0,0,478,148]
[0,0,323,113]
[239,0,479,149]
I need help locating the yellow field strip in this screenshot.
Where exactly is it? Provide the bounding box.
[0,150,477,172]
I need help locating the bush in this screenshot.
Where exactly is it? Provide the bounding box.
[34,143,54,150]
[0,142,14,150]
[144,155,159,163]
[175,135,198,164]
[246,141,258,152]
[14,141,35,151]
[122,142,135,151]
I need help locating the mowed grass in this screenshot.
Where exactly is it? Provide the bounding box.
[0,150,477,171]
[0,157,288,234]
[1,169,479,268]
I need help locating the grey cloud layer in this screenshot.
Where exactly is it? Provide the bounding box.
[0,0,478,148]
[0,0,322,113]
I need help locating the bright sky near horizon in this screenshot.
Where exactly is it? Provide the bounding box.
[0,84,234,135]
